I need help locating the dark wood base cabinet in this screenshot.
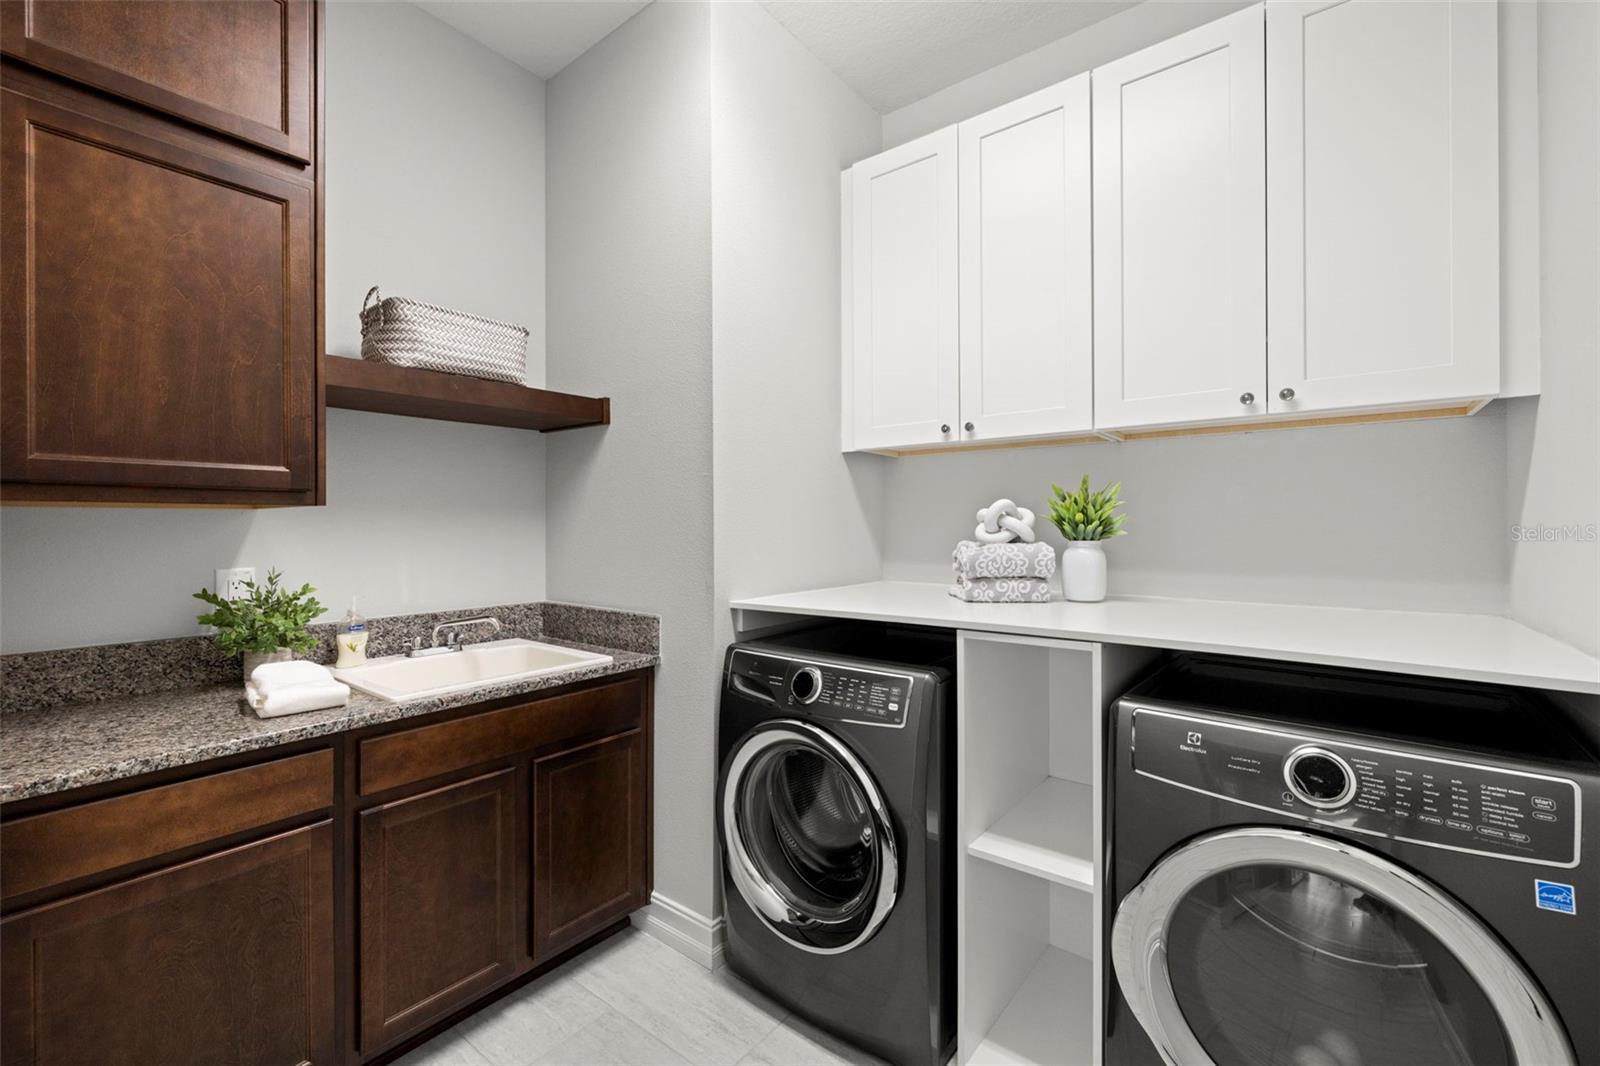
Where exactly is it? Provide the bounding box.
[0,670,655,1066]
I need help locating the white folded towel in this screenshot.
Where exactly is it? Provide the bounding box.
[250,659,336,696]
[246,679,350,719]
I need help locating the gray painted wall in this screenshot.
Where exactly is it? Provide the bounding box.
[0,2,549,653]
[544,1,718,919]
[1506,0,1600,656]
[712,0,885,645]
[882,412,1510,613]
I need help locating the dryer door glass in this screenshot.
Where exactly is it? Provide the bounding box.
[1166,864,1507,1065]
[1112,828,1575,1066]
[722,722,899,954]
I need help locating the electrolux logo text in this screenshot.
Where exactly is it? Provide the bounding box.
[1180,730,1206,754]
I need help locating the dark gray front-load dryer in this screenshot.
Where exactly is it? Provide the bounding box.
[717,624,955,1066]
[1105,655,1599,1066]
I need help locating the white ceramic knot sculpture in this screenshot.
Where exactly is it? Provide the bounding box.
[974,498,1037,544]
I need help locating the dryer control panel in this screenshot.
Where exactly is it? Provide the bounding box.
[728,649,912,728]
[1131,706,1582,867]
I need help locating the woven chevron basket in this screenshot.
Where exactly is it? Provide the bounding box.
[359,286,529,384]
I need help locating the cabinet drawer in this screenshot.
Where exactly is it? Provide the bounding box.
[359,676,646,796]
[1,821,334,1066]
[0,0,314,162]
[0,90,317,494]
[1,749,332,902]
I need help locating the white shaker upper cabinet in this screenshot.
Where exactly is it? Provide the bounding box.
[1267,0,1499,415]
[957,75,1093,442]
[1092,6,1267,432]
[850,128,960,451]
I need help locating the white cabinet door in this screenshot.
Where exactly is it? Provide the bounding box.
[1266,0,1498,414]
[850,128,960,451]
[958,75,1093,442]
[1092,6,1266,432]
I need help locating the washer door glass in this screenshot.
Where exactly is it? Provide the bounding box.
[1168,864,1508,1065]
[723,722,898,953]
[1112,828,1574,1066]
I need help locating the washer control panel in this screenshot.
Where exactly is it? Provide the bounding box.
[1131,707,1581,866]
[809,665,909,726]
[729,650,911,727]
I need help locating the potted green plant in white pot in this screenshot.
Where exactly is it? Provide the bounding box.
[194,569,325,676]
[1047,476,1127,602]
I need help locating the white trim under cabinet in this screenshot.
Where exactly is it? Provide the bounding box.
[956,630,1159,1066]
[957,75,1094,443]
[849,127,960,452]
[1091,4,1267,433]
[1266,0,1499,415]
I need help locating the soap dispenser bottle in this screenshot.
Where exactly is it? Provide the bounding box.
[336,599,369,668]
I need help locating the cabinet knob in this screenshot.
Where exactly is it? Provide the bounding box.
[941,424,951,434]
[1279,387,1296,401]
[1239,392,1255,406]
[964,422,975,432]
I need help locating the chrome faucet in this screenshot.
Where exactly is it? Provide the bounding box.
[406,615,502,658]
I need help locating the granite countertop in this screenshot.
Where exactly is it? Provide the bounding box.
[0,602,660,803]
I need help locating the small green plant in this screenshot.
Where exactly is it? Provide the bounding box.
[1047,476,1128,542]
[194,569,325,656]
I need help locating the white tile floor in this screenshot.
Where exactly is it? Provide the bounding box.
[395,928,885,1066]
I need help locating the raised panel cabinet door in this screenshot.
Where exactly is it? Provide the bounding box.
[531,729,648,962]
[1092,6,1267,432]
[958,75,1093,443]
[0,90,316,494]
[1266,0,1498,414]
[0,0,314,162]
[850,127,960,451]
[0,822,334,1066]
[358,767,519,1054]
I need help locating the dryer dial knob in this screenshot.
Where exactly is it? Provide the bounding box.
[790,666,822,705]
[1284,746,1357,809]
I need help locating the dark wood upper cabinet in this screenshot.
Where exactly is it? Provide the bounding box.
[0,91,316,495]
[0,0,321,506]
[0,0,313,162]
[1,822,335,1066]
[531,728,650,962]
[358,767,520,1054]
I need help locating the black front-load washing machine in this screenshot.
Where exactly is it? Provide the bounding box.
[717,623,956,1066]
[1105,655,1599,1066]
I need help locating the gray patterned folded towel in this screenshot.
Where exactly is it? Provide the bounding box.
[948,576,1053,603]
[952,539,1057,580]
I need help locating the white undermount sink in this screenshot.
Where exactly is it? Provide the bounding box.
[334,638,612,702]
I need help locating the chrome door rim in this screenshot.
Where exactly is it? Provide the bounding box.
[721,720,898,955]
[1110,826,1575,1066]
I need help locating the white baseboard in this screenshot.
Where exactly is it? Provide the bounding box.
[631,892,726,970]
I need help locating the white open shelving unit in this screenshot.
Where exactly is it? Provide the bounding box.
[956,631,1157,1065]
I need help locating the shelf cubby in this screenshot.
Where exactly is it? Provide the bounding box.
[956,631,1158,1066]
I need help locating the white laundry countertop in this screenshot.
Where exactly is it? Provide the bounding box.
[729,581,1600,695]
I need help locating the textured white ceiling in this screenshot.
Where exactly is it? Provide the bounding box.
[414,0,649,80]
[760,0,1138,112]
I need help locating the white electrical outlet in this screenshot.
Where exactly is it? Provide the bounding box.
[214,567,256,601]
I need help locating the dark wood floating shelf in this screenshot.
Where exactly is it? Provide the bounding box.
[322,355,609,432]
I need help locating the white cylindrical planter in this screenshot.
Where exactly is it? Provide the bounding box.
[242,647,293,678]
[1060,541,1107,602]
